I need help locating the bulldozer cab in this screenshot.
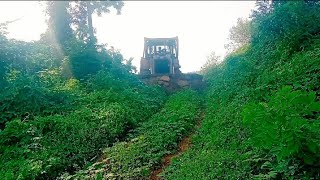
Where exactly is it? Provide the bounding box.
[140,37,181,75]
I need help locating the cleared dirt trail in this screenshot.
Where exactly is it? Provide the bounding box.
[150,111,205,180]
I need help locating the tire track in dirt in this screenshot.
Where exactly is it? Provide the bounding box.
[150,111,205,180]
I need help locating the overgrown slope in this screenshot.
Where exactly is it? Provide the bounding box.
[163,2,320,179]
[0,2,169,179]
[66,90,202,179]
[0,29,167,179]
[0,70,166,180]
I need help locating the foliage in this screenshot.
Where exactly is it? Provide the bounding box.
[225,18,252,53]
[0,35,65,85]
[43,1,128,80]
[0,71,75,129]
[44,1,73,53]
[44,1,124,45]
[199,51,221,75]
[2,1,320,180]
[0,2,166,178]
[0,70,166,179]
[66,90,201,179]
[69,1,124,43]
[163,1,320,179]
[243,86,320,178]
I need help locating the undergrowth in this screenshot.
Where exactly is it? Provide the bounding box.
[163,2,320,179]
[65,90,202,180]
[0,70,166,180]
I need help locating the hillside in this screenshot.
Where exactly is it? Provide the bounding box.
[1,1,320,180]
[163,2,320,179]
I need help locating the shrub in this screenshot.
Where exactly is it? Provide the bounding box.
[0,71,166,180]
[67,90,201,179]
[164,2,320,179]
[243,86,320,178]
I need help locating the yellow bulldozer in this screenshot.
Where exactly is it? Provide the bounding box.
[140,37,181,75]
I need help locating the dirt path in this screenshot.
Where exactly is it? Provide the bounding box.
[150,111,205,180]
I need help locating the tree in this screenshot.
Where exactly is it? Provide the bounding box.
[70,1,124,44]
[0,20,28,87]
[0,21,9,36]
[200,52,221,75]
[124,57,137,74]
[251,0,272,19]
[42,1,126,80]
[44,1,74,54]
[0,23,8,87]
[225,18,251,53]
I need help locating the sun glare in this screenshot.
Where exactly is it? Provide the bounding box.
[0,1,47,41]
[0,1,255,72]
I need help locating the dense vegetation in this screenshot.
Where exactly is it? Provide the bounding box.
[163,1,320,179]
[0,69,166,179]
[0,1,167,179]
[65,90,202,179]
[1,1,320,180]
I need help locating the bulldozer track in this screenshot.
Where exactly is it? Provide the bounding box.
[149,111,205,180]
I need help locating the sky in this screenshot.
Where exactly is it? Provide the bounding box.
[0,1,256,73]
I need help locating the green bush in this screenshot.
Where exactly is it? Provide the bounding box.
[163,2,320,179]
[0,105,128,179]
[0,11,167,180]
[67,90,201,179]
[0,72,77,129]
[0,71,166,180]
[243,86,320,178]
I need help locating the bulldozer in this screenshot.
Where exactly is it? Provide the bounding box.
[140,37,181,75]
[138,36,204,92]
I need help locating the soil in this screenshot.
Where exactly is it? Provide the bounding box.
[149,112,205,180]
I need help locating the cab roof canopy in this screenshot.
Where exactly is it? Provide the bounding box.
[144,37,178,46]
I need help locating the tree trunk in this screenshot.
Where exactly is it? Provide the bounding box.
[86,1,95,43]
